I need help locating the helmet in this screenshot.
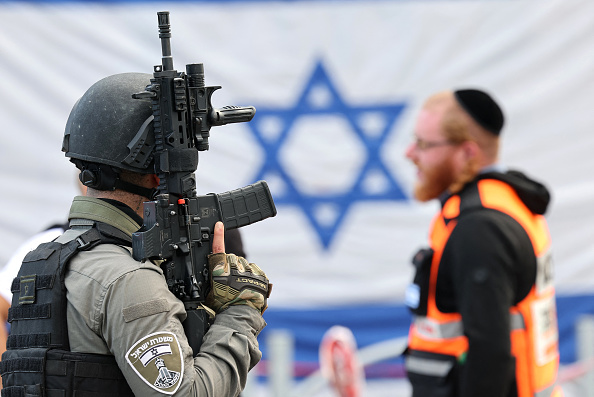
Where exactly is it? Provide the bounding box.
[62,73,155,175]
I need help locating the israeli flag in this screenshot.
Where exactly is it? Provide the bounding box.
[1,0,594,385]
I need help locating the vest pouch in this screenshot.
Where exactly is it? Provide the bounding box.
[45,349,134,397]
[0,347,45,397]
[406,248,434,316]
[405,349,458,397]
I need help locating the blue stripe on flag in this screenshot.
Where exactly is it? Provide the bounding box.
[260,293,594,376]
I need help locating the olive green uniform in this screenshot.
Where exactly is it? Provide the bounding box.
[57,196,266,396]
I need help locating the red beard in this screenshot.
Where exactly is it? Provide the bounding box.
[412,158,456,202]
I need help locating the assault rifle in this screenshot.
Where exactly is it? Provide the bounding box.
[131,11,276,354]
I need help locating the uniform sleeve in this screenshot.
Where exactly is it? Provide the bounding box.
[100,264,265,397]
[444,212,530,397]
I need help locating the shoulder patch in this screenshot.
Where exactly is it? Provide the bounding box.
[126,331,184,394]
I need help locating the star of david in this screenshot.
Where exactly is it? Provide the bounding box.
[247,60,408,249]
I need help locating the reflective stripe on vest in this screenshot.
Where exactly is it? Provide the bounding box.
[412,312,526,340]
[405,354,454,377]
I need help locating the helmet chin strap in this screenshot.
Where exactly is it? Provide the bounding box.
[77,161,157,201]
[114,179,157,201]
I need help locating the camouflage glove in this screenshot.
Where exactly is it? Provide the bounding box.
[206,253,271,314]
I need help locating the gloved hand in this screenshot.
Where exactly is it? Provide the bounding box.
[205,222,271,314]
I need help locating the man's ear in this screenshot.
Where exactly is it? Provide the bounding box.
[461,140,480,161]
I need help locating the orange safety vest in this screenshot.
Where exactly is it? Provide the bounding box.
[406,179,563,397]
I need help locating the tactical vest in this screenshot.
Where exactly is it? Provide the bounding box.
[0,226,135,397]
[405,179,563,397]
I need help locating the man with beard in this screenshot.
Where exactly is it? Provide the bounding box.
[403,89,563,397]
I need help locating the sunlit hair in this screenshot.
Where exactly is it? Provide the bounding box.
[424,91,500,162]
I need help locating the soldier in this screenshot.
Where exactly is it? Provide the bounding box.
[0,73,270,397]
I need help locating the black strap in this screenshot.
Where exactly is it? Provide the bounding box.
[73,361,127,380]
[11,275,55,294]
[1,385,43,397]
[46,390,66,397]
[0,357,44,374]
[442,183,484,226]
[0,386,117,397]
[114,179,157,201]
[7,304,51,322]
[458,182,483,214]
[70,391,118,397]
[7,333,51,349]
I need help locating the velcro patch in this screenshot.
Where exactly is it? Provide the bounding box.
[126,332,184,394]
[19,275,37,305]
[122,298,171,323]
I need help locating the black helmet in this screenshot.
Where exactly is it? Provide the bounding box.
[62,73,155,175]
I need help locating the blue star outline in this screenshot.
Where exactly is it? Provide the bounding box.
[247,60,408,249]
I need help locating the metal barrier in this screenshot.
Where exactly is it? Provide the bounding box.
[245,315,594,397]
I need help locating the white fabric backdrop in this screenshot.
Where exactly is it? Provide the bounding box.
[1,0,594,310]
